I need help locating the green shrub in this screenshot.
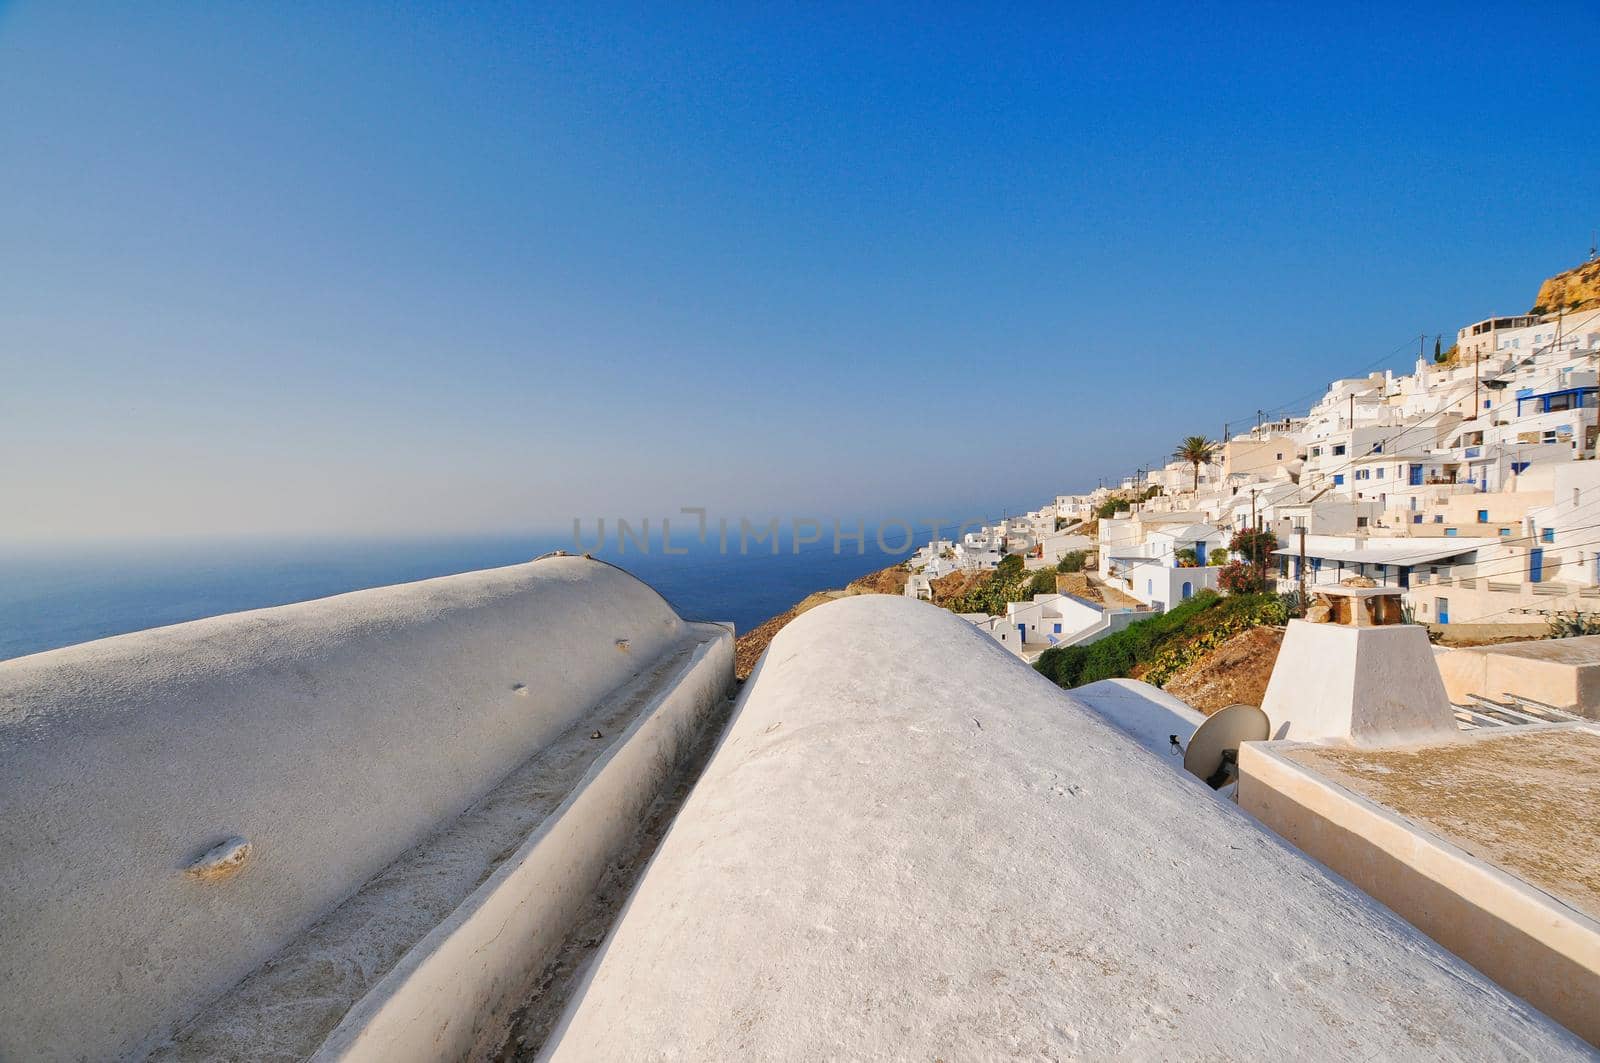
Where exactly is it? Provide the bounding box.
[1034,591,1286,690]
[1094,498,1131,519]
[1056,550,1088,573]
[1025,569,1058,598]
[947,554,1037,615]
[1218,559,1267,594]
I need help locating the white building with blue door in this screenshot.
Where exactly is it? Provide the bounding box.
[970,592,1151,659]
[1270,527,1600,631]
[1103,522,1228,611]
[1272,535,1496,598]
[1401,462,1600,628]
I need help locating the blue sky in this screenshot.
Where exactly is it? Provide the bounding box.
[2,2,1597,541]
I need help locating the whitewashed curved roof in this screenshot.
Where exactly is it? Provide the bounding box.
[0,556,693,1062]
[544,595,1587,1060]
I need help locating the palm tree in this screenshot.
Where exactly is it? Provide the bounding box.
[1173,435,1215,493]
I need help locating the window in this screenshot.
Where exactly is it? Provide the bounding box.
[1376,468,1384,479]
[1053,623,1062,634]
[1333,445,1347,456]
[1499,528,1511,537]
[1477,510,1489,523]
[1434,515,1444,523]
[1356,517,1369,528]
[1413,515,1423,524]
[1275,452,1283,460]
[1445,528,1458,536]
[1372,442,1383,453]
[1333,474,1345,486]
[1543,528,1555,543]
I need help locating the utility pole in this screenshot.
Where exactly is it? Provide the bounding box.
[1256,409,1263,437]
[1298,526,1308,603]
[1348,393,1353,429]
[1474,345,1480,415]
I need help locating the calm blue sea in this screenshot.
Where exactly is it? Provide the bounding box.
[0,534,906,663]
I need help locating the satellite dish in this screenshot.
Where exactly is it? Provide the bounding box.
[1183,703,1270,789]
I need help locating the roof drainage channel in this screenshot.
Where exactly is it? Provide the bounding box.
[152,624,732,1062]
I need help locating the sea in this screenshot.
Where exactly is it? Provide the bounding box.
[0,532,909,663]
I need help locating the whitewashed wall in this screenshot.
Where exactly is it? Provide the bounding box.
[541,596,1586,1060]
[0,556,697,1062]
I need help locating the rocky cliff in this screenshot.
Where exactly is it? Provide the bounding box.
[1532,258,1600,314]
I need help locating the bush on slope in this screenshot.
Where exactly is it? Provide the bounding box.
[1034,590,1288,690]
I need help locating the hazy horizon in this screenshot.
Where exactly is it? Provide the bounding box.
[4,2,1598,542]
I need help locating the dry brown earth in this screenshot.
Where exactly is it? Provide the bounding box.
[1157,625,1285,716]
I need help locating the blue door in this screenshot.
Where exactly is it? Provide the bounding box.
[1436,598,1449,624]
[1530,549,1544,584]
[1409,464,1423,486]
[1399,566,1410,589]
[1194,541,1206,565]
[1017,623,1027,642]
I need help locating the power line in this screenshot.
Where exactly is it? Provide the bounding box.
[1253,353,1581,513]
[1212,334,1424,436]
[1108,329,1591,530]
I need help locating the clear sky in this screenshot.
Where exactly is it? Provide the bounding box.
[3,1,1597,542]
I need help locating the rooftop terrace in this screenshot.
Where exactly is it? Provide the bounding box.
[1287,727,1600,922]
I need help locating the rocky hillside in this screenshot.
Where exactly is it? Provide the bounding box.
[1532,258,1600,314]
[1157,625,1284,715]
